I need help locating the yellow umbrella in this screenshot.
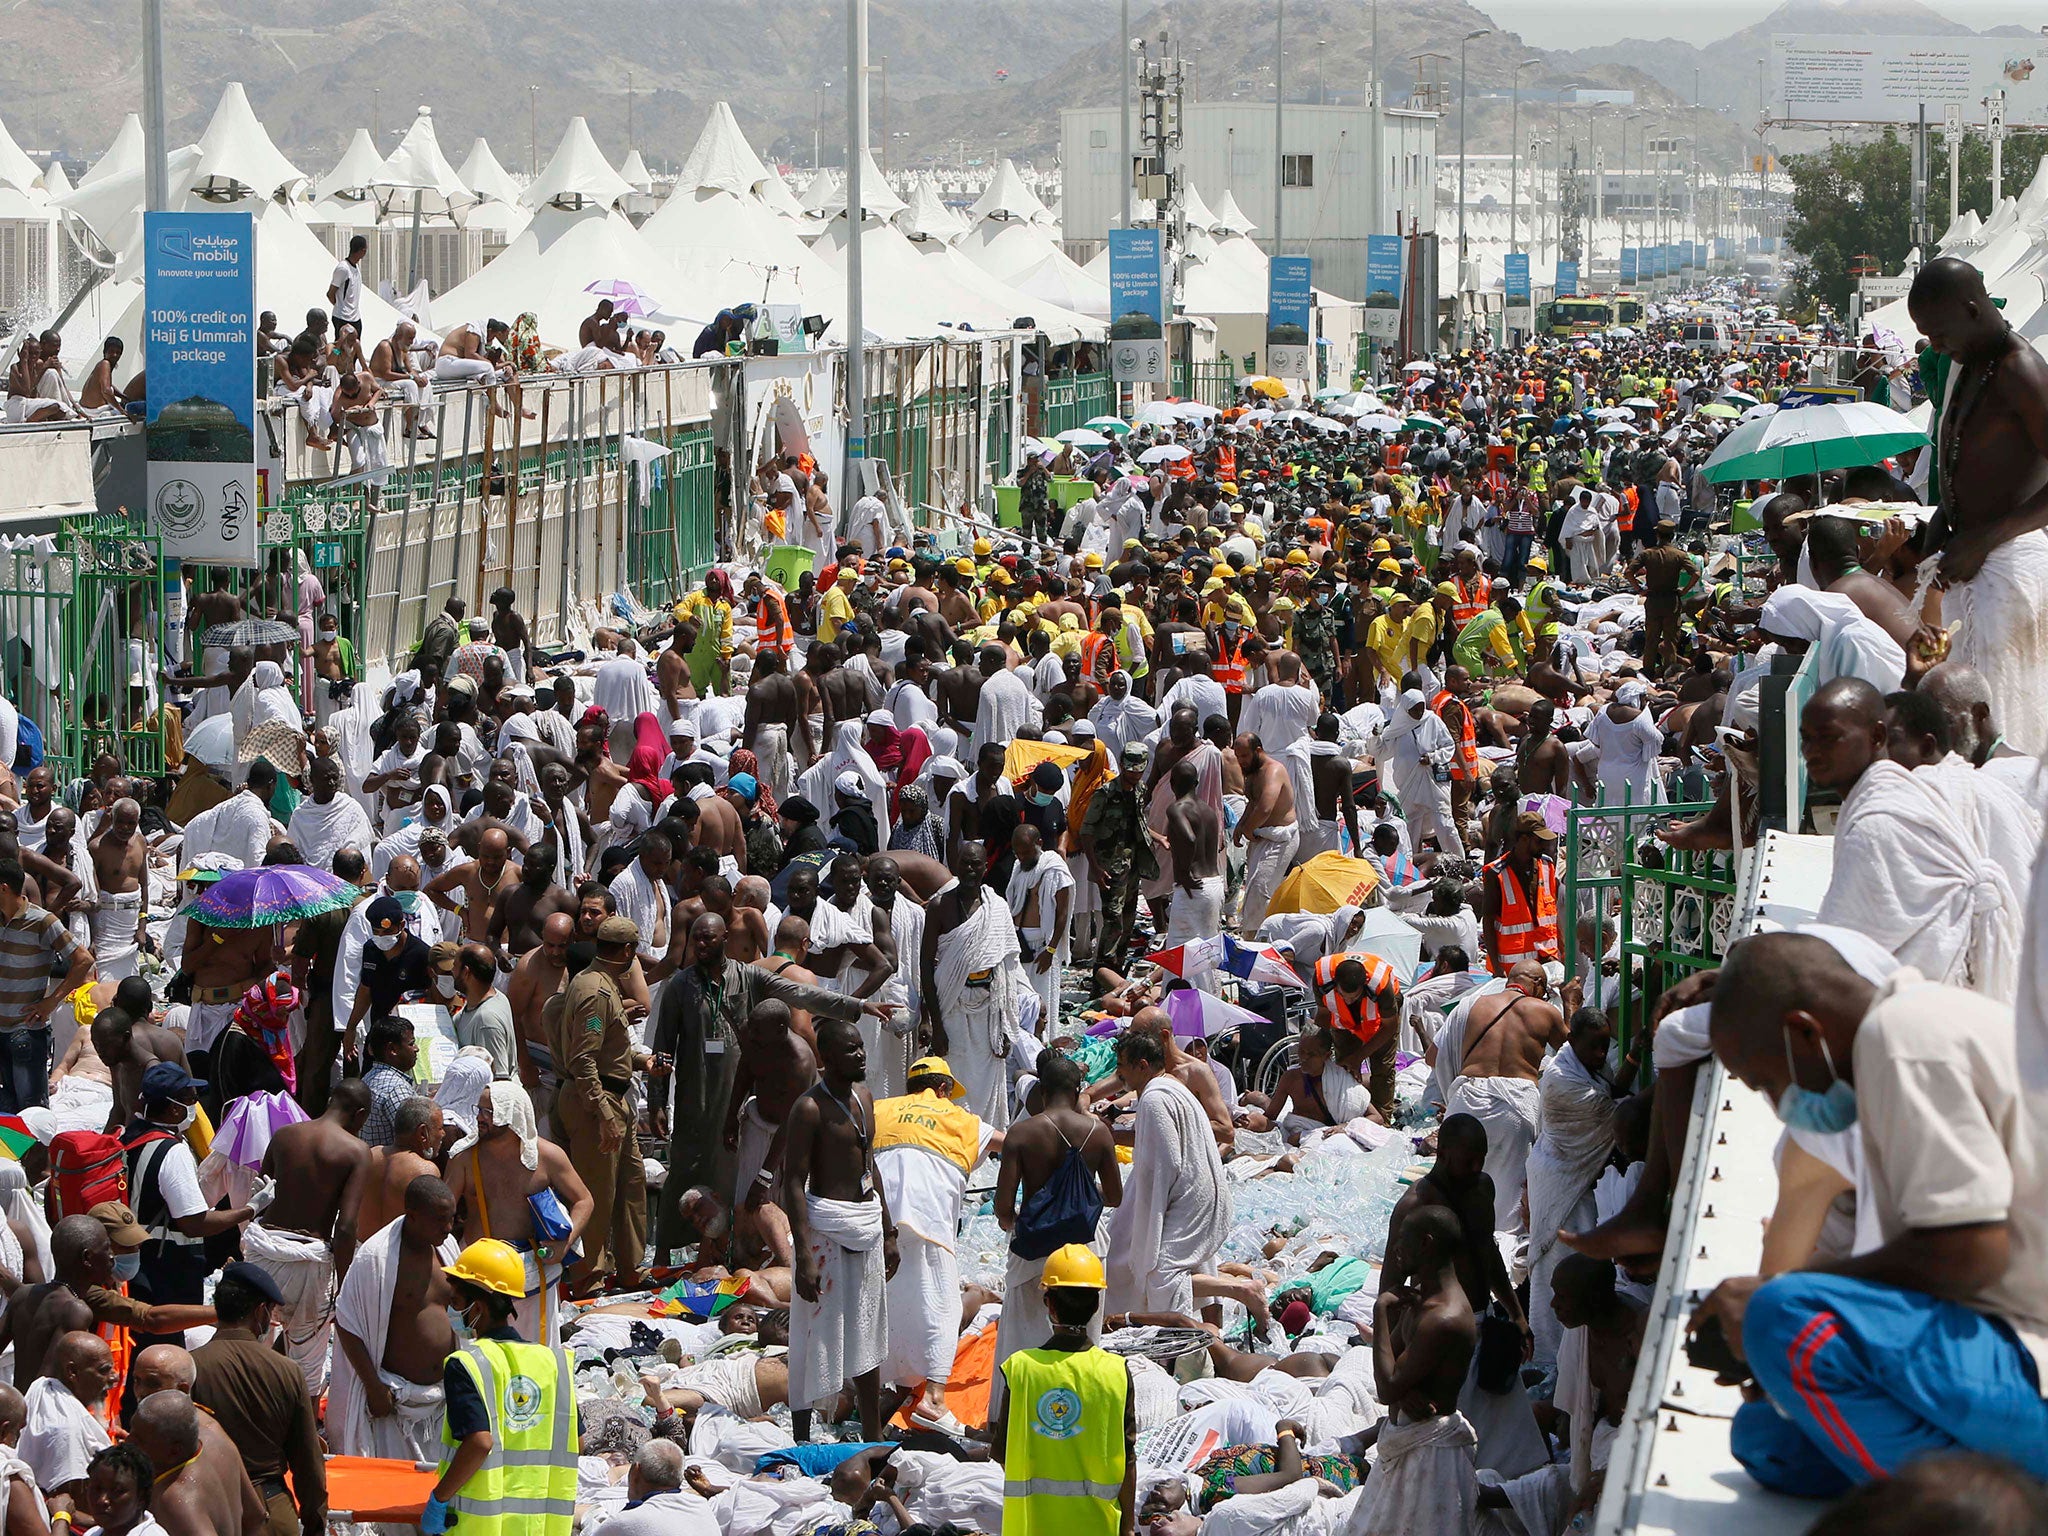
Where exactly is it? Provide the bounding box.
[1263,851,1382,917]
[1244,376,1289,399]
[1004,739,1093,781]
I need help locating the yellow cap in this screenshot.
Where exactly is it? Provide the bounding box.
[445,1239,527,1300]
[1083,551,1104,568]
[1040,1244,1107,1291]
[1272,596,1296,613]
[1203,577,1226,594]
[1527,555,1549,573]
[1376,557,1401,573]
[954,556,976,576]
[1285,549,1311,567]
[1435,581,1458,599]
[989,567,1012,586]
[973,537,993,556]
[1370,538,1392,553]
[907,1056,966,1099]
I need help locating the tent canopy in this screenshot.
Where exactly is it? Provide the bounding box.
[966,158,1047,224]
[458,138,524,206]
[82,115,143,190]
[314,129,387,204]
[372,110,476,221]
[522,117,633,210]
[191,82,305,200]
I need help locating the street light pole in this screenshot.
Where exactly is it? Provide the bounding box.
[1458,28,1490,341]
[1510,58,1538,257]
[1120,0,1132,228]
[1274,0,1285,259]
[846,0,868,513]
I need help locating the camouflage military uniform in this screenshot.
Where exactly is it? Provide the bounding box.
[1293,598,1339,698]
[1079,780,1158,969]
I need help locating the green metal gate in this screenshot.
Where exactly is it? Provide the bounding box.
[630,425,717,611]
[1560,796,1740,1069]
[1190,361,1236,408]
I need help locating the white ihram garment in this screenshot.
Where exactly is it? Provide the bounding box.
[1444,1072,1542,1234]
[788,1194,888,1411]
[969,668,1040,763]
[1917,753,2043,913]
[1948,528,2048,757]
[1353,1412,1478,1536]
[1239,822,1299,935]
[240,1220,338,1397]
[1524,1045,1616,1369]
[1006,851,1075,1033]
[1105,1075,1232,1314]
[328,1218,459,1459]
[933,888,1025,1134]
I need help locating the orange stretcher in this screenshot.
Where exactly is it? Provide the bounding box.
[306,1456,439,1524]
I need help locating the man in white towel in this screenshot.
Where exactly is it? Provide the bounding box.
[286,755,375,875]
[327,1177,461,1462]
[1005,824,1073,1037]
[1883,687,2043,911]
[1443,960,1564,1235]
[1805,678,2022,999]
[19,1330,113,1513]
[968,645,1039,762]
[1103,1027,1232,1318]
[922,844,1027,1135]
[1524,1008,1618,1371]
[782,1015,896,1445]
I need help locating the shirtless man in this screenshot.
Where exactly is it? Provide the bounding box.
[1448,960,1568,1229]
[1233,734,1297,935]
[1535,1256,1643,1493]
[1515,697,1572,800]
[755,916,822,1048]
[0,1217,212,1391]
[254,1072,372,1275]
[580,300,624,352]
[79,339,126,410]
[507,912,573,1099]
[723,1000,818,1267]
[577,715,629,828]
[727,878,775,964]
[780,1015,899,1444]
[443,1082,593,1342]
[369,322,434,438]
[87,798,147,980]
[934,645,984,741]
[132,1385,267,1536]
[50,972,121,1097]
[426,826,517,943]
[1164,758,1224,938]
[91,992,191,1133]
[333,1176,457,1458]
[948,743,1012,868]
[742,649,806,782]
[1087,1011,1234,1148]
[1236,1024,1337,1142]
[794,646,834,755]
[1380,1113,1528,1372]
[354,1099,444,1239]
[486,839,575,969]
[655,626,693,726]
[1305,714,1361,859]
[815,645,869,738]
[690,789,748,873]
[1373,1204,1479,1434]
[1909,256,2048,754]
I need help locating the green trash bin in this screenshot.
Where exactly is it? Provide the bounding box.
[763,544,816,591]
[993,485,1022,529]
[1051,476,1094,510]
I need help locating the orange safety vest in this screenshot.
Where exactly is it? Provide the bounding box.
[1431,689,1480,781]
[1081,631,1115,684]
[1214,635,1249,693]
[1215,444,1237,483]
[1313,951,1400,1042]
[1618,486,1638,533]
[754,592,793,655]
[1487,854,1560,969]
[1450,576,1485,628]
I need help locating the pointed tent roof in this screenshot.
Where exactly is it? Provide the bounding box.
[895,175,965,243]
[2019,156,2048,221]
[962,215,1103,317]
[40,159,72,198]
[437,202,703,347]
[760,164,807,221]
[459,138,524,206]
[82,115,143,190]
[1939,208,1982,251]
[845,150,906,220]
[0,116,44,199]
[675,101,775,199]
[798,167,841,216]
[1179,181,1220,235]
[314,129,387,203]
[1212,188,1257,237]
[619,149,654,194]
[967,158,1046,223]
[815,211,1098,343]
[640,183,838,322]
[191,82,305,200]
[372,109,477,221]
[522,117,634,210]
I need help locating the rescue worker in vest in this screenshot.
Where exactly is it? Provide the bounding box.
[995,1244,1135,1536]
[1431,668,1482,832]
[1081,609,1120,690]
[1482,811,1561,978]
[421,1238,579,1536]
[744,571,794,659]
[1312,952,1405,1120]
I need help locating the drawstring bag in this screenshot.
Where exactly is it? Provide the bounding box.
[1010,1125,1105,1261]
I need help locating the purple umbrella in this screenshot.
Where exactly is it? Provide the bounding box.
[1163,986,1269,1040]
[583,277,658,317]
[188,865,360,929]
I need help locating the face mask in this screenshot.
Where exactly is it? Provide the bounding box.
[112,1252,141,1282]
[179,1101,199,1130]
[1775,1026,1858,1134]
[435,975,457,998]
[1030,791,1055,807]
[447,1305,474,1341]
[374,932,402,952]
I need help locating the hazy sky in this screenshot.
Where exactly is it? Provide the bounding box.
[1485,0,2048,49]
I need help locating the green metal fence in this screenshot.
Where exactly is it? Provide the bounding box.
[1561,795,1740,1068]
[1190,361,1236,408]
[986,387,1014,480]
[630,425,717,611]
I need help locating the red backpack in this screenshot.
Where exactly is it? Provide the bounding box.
[48,1129,171,1222]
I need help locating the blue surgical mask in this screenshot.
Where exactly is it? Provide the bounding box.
[1774,1027,1857,1134]
[448,1305,474,1341]
[1030,791,1056,807]
[113,1252,141,1282]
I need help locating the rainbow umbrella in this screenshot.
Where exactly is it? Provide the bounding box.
[656,1273,753,1319]
[188,865,360,929]
[0,1115,35,1160]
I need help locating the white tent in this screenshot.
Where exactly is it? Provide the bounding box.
[191,82,306,200]
[458,138,525,207]
[1180,182,1222,237]
[760,165,808,222]
[618,149,654,195]
[82,116,143,190]
[435,202,703,348]
[313,129,388,204]
[372,110,476,221]
[896,176,967,244]
[40,160,71,199]
[967,158,1046,224]
[1212,189,1258,238]
[522,117,634,210]
[0,117,44,199]
[640,183,838,323]
[797,168,840,220]
[961,216,1105,318]
[674,102,779,201]
[813,211,1083,342]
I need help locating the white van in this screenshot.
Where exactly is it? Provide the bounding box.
[1675,317,1735,354]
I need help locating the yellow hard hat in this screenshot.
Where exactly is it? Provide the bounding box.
[1526,555,1549,573]
[907,1055,966,1099]
[1285,549,1311,567]
[1040,1244,1106,1291]
[445,1239,526,1300]
[954,556,976,576]
[1435,581,1458,599]
[1376,557,1401,574]
[1370,538,1392,554]
[1272,596,1296,613]
[1083,550,1105,569]
[973,537,993,557]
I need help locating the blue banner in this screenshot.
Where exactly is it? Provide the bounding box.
[1107,227,1166,383]
[145,211,258,567]
[1364,233,1402,340]
[1620,247,1638,286]
[1554,260,1579,297]
[1504,251,1530,305]
[1266,254,1314,377]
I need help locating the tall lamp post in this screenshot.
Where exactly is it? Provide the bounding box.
[1509,58,1540,257]
[1457,27,1490,342]
[1623,110,1645,288]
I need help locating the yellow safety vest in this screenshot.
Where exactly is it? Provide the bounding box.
[440,1338,580,1536]
[1001,1346,1129,1536]
[873,1090,983,1173]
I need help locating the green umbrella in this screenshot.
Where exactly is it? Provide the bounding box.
[1403,413,1445,433]
[1084,416,1131,435]
[1697,401,1740,420]
[1702,401,1928,485]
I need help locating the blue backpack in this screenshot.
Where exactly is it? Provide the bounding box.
[1011,1119,1105,1261]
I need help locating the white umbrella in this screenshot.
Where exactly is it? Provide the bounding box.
[1354,413,1405,433]
[1403,360,1438,373]
[1595,422,1638,437]
[1138,444,1192,464]
[1133,401,1186,426]
[1591,406,1636,421]
[1056,428,1110,446]
[1621,396,1658,409]
[1174,401,1222,420]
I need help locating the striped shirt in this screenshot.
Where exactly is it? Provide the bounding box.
[0,904,84,1031]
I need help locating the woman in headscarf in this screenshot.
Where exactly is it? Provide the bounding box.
[373,783,456,882]
[235,659,308,783]
[620,710,675,819]
[798,720,891,840]
[863,709,931,819]
[1089,670,1160,759]
[510,313,546,376]
[722,747,778,824]
[1755,585,1907,695]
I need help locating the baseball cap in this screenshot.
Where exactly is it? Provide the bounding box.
[220,1259,285,1306]
[1513,811,1559,844]
[1121,741,1150,766]
[88,1202,149,1247]
[907,1056,966,1099]
[596,915,640,948]
[429,940,460,974]
[141,1061,205,1103]
[365,895,405,932]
